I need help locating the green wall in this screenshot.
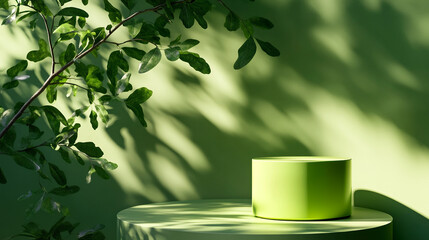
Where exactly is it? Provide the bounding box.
[1,0,429,239]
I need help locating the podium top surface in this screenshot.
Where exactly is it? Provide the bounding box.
[117,199,392,239]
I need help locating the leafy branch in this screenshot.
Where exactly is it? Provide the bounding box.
[0,0,189,140]
[0,0,280,238]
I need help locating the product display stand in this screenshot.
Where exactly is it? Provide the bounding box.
[117,199,393,240]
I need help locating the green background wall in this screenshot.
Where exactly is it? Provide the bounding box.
[1,0,429,239]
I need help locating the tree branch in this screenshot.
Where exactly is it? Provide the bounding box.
[41,14,56,75]
[104,38,153,46]
[0,0,189,139]
[49,82,90,91]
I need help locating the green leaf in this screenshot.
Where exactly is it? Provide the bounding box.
[7,60,28,78]
[27,39,51,62]
[56,7,89,18]
[86,167,96,183]
[116,73,130,95]
[122,47,145,61]
[54,23,77,35]
[121,0,135,10]
[29,18,38,30]
[0,0,8,10]
[92,27,106,44]
[123,18,141,38]
[133,22,160,44]
[125,87,153,105]
[224,11,240,31]
[50,185,80,196]
[179,4,194,28]
[78,16,86,28]
[64,43,76,63]
[32,0,52,16]
[95,105,109,124]
[90,110,98,130]
[74,61,88,78]
[240,19,254,38]
[58,146,71,163]
[256,38,280,57]
[99,158,118,170]
[154,15,170,37]
[17,11,37,23]
[1,7,17,25]
[79,231,105,240]
[46,85,57,103]
[42,105,67,134]
[164,47,180,61]
[104,0,122,24]
[138,47,161,73]
[29,125,44,140]
[179,39,199,50]
[87,89,94,104]
[49,163,67,186]
[34,149,46,165]
[169,35,181,46]
[75,142,103,158]
[234,37,256,69]
[194,13,207,29]
[179,51,211,74]
[99,95,112,104]
[13,155,38,171]
[109,51,129,72]
[190,0,211,15]
[82,0,88,5]
[124,87,153,127]
[94,165,110,179]
[73,151,85,165]
[0,168,7,184]
[2,80,19,89]
[42,106,68,125]
[249,17,274,29]
[86,65,106,93]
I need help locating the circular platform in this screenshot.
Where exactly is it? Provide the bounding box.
[117,199,392,240]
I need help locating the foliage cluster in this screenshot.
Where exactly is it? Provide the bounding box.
[0,0,278,238]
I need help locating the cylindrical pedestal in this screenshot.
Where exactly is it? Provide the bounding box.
[117,200,392,240]
[252,156,351,220]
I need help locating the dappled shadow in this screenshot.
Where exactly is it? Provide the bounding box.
[354,189,429,240]
[3,0,429,238]
[117,200,392,240]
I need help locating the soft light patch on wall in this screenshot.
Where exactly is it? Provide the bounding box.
[148,150,199,200]
[274,70,429,218]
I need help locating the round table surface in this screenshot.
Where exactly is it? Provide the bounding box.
[117,199,393,240]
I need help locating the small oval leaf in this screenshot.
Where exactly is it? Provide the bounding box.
[256,38,280,57]
[234,37,256,69]
[56,7,89,18]
[49,163,67,186]
[138,47,161,73]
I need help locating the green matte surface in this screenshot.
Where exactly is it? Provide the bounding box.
[252,157,351,220]
[117,199,392,240]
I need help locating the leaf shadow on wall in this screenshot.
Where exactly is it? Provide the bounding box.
[354,190,429,240]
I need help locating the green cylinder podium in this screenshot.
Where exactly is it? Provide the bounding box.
[252,156,351,220]
[117,199,392,240]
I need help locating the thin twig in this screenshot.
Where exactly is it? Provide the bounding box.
[49,82,90,91]
[104,38,152,46]
[24,5,56,74]
[17,142,50,152]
